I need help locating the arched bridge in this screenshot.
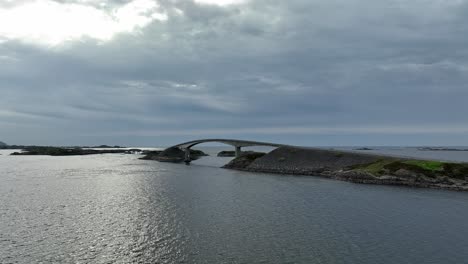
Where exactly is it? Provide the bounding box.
[168,139,287,163]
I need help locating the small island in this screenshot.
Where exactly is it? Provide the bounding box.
[140,147,208,162]
[222,146,468,191]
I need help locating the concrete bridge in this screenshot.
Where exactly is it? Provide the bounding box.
[168,139,287,164]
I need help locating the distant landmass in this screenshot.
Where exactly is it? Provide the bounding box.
[0,141,7,147]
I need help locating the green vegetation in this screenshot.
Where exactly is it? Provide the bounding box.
[351,159,468,180]
[351,159,394,175]
[403,160,444,171]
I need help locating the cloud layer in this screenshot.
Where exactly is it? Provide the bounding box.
[1,0,467,146]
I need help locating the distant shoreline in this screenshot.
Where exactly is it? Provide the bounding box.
[4,144,468,192]
[6,146,142,156]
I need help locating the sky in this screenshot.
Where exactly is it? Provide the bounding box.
[0,0,468,147]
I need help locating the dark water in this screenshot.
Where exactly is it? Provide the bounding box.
[2,148,468,264]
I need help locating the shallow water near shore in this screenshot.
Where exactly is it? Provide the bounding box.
[1,147,468,263]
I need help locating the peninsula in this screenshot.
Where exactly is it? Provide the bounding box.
[223,146,468,191]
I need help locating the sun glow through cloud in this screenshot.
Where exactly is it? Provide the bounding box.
[0,0,167,46]
[194,0,248,6]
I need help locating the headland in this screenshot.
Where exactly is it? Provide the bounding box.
[223,146,468,191]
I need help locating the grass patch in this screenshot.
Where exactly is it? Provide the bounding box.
[350,159,394,175]
[403,160,444,171]
[353,159,468,180]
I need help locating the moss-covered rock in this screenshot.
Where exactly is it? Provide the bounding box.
[350,159,468,181]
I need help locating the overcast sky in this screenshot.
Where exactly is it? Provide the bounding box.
[1,0,467,146]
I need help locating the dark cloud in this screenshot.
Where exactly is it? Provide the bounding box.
[1,0,467,146]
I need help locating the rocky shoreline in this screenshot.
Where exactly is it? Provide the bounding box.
[222,147,468,191]
[9,143,468,191]
[9,146,140,156]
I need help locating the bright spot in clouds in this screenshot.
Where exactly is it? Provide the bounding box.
[194,0,247,6]
[0,0,167,46]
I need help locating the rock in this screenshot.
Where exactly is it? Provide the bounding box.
[394,169,422,179]
[139,150,163,160]
[153,147,186,163]
[245,147,380,173]
[335,170,377,181]
[222,152,266,169]
[437,176,454,185]
[189,149,209,157]
[143,148,208,163]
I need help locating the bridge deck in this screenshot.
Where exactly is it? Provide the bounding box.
[170,139,286,149]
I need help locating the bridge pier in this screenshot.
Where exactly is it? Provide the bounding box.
[235,146,242,158]
[184,148,191,165]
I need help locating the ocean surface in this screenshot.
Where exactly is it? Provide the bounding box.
[1,147,468,264]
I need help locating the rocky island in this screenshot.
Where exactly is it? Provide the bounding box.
[140,147,208,162]
[222,146,468,191]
